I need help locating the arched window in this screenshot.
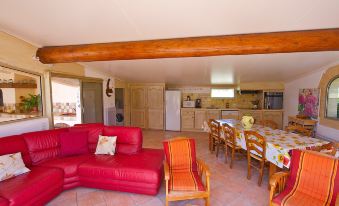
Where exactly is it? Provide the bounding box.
[326,75,339,119]
[319,65,339,130]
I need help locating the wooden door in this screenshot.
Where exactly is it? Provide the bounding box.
[131,87,146,128]
[181,109,195,130]
[194,110,207,130]
[263,111,283,129]
[147,86,164,129]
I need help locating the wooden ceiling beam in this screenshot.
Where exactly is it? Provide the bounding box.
[36,28,339,64]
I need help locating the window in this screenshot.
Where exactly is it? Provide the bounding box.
[211,88,235,98]
[326,75,339,120]
[0,64,43,123]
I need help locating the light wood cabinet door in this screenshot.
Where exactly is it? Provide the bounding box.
[131,109,146,128]
[221,111,239,120]
[131,87,146,109]
[263,111,283,129]
[206,110,221,120]
[147,86,164,109]
[147,86,164,130]
[194,110,207,130]
[148,109,164,129]
[124,88,130,126]
[124,107,131,126]
[181,110,195,130]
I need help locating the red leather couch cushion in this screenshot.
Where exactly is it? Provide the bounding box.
[22,128,68,165]
[0,135,32,167]
[0,197,8,206]
[79,149,163,184]
[69,124,104,153]
[0,166,63,206]
[103,126,143,155]
[39,154,93,178]
[60,131,89,156]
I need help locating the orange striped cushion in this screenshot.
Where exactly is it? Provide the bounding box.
[273,150,339,206]
[163,138,197,172]
[169,171,205,191]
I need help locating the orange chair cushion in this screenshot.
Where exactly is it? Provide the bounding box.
[273,150,339,206]
[163,138,204,191]
[163,138,197,172]
[169,171,205,191]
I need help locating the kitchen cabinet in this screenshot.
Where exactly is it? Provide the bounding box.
[262,111,283,129]
[181,109,195,130]
[221,110,239,120]
[206,110,221,120]
[130,84,164,129]
[194,110,207,130]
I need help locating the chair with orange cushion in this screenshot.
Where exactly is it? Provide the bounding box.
[163,137,211,206]
[269,149,339,206]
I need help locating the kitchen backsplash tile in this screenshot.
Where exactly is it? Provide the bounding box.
[182,92,260,109]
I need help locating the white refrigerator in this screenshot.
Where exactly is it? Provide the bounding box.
[165,90,181,131]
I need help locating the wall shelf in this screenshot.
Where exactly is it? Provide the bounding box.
[0,83,37,88]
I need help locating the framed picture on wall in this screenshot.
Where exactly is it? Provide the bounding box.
[298,88,320,119]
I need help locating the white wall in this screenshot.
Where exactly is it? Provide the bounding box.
[0,117,49,137]
[84,67,115,125]
[284,64,339,142]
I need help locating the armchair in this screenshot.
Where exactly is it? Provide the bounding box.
[269,150,338,206]
[163,138,211,206]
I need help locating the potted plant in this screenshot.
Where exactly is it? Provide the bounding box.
[21,94,40,113]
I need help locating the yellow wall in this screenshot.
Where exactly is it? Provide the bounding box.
[0,31,84,76]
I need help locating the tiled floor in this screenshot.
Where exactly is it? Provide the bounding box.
[47,130,269,206]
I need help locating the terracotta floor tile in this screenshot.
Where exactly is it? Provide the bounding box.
[102,190,135,206]
[47,130,270,206]
[77,191,106,206]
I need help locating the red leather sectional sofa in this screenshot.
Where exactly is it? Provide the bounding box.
[0,123,164,206]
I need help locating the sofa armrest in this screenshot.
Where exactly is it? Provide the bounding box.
[197,158,211,192]
[269,172,289,205]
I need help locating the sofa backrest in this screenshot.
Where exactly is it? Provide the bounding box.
[103,126,143,155]
[0,135,32,167]
[22,128,68,165]
[69,123,104,153]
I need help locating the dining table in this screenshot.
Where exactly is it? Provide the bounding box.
[203,119,330,179]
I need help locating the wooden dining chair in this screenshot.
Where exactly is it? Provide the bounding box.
[163,137,211,206]
[244,130,268,186]
[285,125,312,137]
[222,123,243,168]
[313,142,338,156]
[259,120,278,130]
[208,119,223,157]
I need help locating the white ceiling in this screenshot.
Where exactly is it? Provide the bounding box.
[0,0,339,84]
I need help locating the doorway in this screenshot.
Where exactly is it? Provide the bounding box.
[51,77,81,127]
[51,74,104,128]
